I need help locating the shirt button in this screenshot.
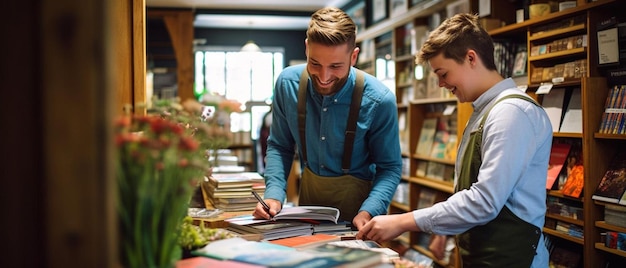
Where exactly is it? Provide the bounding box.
[321,165,325,169]
[323,108,328,112]
[333,99,338,103]
[321,136,326,141]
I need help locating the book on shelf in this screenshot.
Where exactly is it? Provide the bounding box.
[425,162,446,181]
[561,164,584,198]
[268,233,341,249]
[541,89,566,133]
[604,204,626,228]
[415,118,437,156]
[429,129,449,159]
[415,160,428,177]
[416,188,437,209]
[559,89,582,133]
[591,151,626,204]
[546,142,572,189]
[599,85,626,134]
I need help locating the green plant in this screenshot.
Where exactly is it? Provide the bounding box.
[177,216,237,251]
[116,105,210,268]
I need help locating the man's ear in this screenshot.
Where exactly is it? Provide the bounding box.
[351,46,360,66]
[467,50,478,66]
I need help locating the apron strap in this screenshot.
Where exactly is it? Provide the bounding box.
[297,70,309,165]
[343,70,365,173]
[297,69,365,173]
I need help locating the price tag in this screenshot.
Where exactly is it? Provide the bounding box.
[536,83,554,94]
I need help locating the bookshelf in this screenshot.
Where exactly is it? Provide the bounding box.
[356,0,626,267]
[357,1,468,266]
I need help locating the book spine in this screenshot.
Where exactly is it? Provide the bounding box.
[600,86,616,133]
[610,86,626,134]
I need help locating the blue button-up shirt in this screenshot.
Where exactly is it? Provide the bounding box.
[263,64,402,217]
[413,78,552,267]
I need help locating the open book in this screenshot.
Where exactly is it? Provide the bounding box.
[271,206,340,224]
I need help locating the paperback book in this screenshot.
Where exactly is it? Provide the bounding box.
[233,243,383,268]
[592,151,626,204]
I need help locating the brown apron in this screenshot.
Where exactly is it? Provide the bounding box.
[296,69,371,221]
[456,94,542,268]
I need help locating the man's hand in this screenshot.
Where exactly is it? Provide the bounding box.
[356,212,419,244]
[351,210,372,230]
[252,198,282,220]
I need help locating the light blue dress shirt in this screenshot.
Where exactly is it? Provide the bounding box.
[263,64,402,217]
[412,78,552,267]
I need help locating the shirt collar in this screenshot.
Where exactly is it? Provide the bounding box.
[472,78,516,114]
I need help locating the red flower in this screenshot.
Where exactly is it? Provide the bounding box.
[179,137,199,151]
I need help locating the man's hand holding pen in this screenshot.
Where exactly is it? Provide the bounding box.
[251,191,282,220]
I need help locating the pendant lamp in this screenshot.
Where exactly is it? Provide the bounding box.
[241,40,261,52]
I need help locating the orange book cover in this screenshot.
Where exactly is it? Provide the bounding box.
[562,165,584,198]
[176,256,266,268]
[269,233,341,249]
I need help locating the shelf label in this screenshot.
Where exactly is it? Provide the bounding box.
[536,83,554,94]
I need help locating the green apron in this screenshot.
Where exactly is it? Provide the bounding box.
[296,69,371,221]
[456,94,542,268]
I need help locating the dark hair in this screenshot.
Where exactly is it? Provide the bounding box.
[417,13,497,71]
[306,7,356,50]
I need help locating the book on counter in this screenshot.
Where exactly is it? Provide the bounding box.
[268,233,341,249]
[592,151,626,204]
[194,237,384,268]
[226,217,314,241]
[201,172,265,211]
[176,256,265,268]
[269,206,340,223]
[327,239,400,263]
[207,172,264,188]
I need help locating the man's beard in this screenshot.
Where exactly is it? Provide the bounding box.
[312,74,349,96]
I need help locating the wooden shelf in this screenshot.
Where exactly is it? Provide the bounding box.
[595,221,626,233]
[595,243,626,258]
[545,213,584,226]
[543,228,584,245]
[408,177,454,194]
[529,24,586,42]
[528,47,586,62]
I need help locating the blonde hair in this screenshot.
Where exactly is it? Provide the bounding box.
[307,7,356,50]
[417,13,497,71]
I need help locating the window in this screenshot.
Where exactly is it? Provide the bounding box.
[194,47,284,139]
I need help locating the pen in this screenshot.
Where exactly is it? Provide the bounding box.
[252,190,270,212]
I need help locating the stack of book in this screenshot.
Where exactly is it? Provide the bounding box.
[225,206,345,241]
[201,172,265,211]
